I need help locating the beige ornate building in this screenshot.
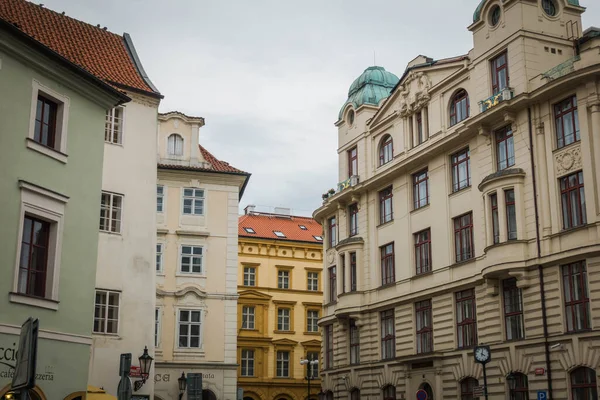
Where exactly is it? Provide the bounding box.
[313,0,600,399]
[237,208,323,400]
[154,111,250,400]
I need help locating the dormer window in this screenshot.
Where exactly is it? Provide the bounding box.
[274,231,286,238]
[167,134,184,156]
[542,0,557,16]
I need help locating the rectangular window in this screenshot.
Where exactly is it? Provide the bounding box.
[415,229,431,275]
[563,261,590,332]
[276,351,290,377]
[99,192,123,233]
[325,325,334,369]
[156,243,163,273]
[307,310,319,332]
[178,309,202,348]
[340,255,346,294]
[379,186,393,224]
[180,245,203,274]
[277,308,291,331]
[329,266,337,302]
[155,308,161,347]
[413,169,429,209]
[349,203,359,236]
[491,193,500,244]
[243,267,256,287]
[105,106,124,144]
[34,95,58,148]
[348,147,358,177]
[495,126,515,171]
[328,216,337,248]
[93,290,120,334]
[503,278,524,340]
[416,110,424,145]
[505,189,517,240]
[491,51,509,95]
[416,299,433,354]
[381,309,395,360]
[380,243,395,286]
[349,319,360,365]
[560,171,587,229]
[156,185,164,213]
[454,212,474,262]
[451,148,471,192]
[17,215,50,298]
[554,95,579,149]
[350,252,357,292]
[307,351,320,378]
[456,289,477,348]
[307,271,319,291]
[182,188,204,215]
[278,270,290,289]
[242,306,255,329]
[241,349,255,377]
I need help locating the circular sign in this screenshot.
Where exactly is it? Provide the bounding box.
[416,389,428,400]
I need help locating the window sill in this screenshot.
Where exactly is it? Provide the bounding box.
[377,219,394,228]
[304,331,321,336]
[104,141,124,147]
[26,138,68,164]
[413,270,433,279]
[99,230,122,236]
[411,203,430,214]
[9,292,59,310]
[449,186,472,197]
[552,139,581,154]
[92,332,120,337]
[379,282,396,289]
[175,273,206,278]
[274,330,296,334]
[549,223,590,238]
[449,257,476,268]
[175,229,209,237]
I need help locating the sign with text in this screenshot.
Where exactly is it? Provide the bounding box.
[537,391,547,400]
[11,318,38,391]
[473,385,485,397]
[535,368,546,376]
[129,366,141,378]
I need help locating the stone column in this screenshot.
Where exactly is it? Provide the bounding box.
[498,189,508,242]
[423,106,430,140]
[344,252,352,292]
[413,113,419,146]
[590,103,600,215]
[337,253,344,296]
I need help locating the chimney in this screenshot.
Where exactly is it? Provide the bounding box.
[244,205,256,215]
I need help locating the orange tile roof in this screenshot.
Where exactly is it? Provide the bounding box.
[158,145,247,174]
[239,213,323,243]
[0,0,160,97]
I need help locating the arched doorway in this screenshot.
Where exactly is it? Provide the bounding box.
[202,389,217,400]
[419,382,434,400]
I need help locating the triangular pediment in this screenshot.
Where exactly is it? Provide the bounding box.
[272,338,299,346]
[238,289,272,301]
[301,339,322,347]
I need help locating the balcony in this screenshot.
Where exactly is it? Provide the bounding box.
[322,175,360,201]
[541,55,581,81]
[478,87,514,113]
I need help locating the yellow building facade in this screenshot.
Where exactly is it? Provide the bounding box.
[237,208,324,400]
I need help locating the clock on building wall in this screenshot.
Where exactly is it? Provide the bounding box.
[474,345,491,364]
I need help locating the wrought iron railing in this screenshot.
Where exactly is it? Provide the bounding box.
[478,87,514,113]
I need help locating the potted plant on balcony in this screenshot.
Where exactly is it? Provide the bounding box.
[322,193,329,200]
[328,188,335,195]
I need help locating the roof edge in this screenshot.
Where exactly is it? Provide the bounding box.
[159,111,205,124]
[122,32,162,97]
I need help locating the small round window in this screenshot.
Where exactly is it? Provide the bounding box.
[348,109,355,125]
[490,5,501,27]
[542,0,557,16]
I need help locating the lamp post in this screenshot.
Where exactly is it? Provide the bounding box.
[300,356,319,400]
[178,372,187,400]
[134,346,154,392]
[506,373,516,400]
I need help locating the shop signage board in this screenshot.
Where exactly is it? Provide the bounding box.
[11,318,39,391]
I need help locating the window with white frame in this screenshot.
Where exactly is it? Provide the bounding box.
[307,309,319,332]
[278,270,290,289]
[307,271,319,291]
[180,245,203,274]
[155,308,161,347]
[94,290,120,334]
[178,309,202,348]
[241,349,255,376]
[182,188,204,215]
[157,185,164,213]
[242,306,255,329]
[277,308,291,331]
[105,106,124,144]
[168,133,184,156]
[99,191,123,233]
[156,243,163,273]
[276,351,290,377]
[243,267,256,286]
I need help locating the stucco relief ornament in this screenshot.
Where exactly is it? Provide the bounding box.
[327,249,335,264]
[555,145,582,176]
[398,84,411,117]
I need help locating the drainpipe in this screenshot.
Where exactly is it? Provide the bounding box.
[528,107,553,399]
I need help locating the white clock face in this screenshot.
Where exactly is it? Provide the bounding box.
[475,347,489,362]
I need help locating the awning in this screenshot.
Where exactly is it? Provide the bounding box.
[86,385,117,400]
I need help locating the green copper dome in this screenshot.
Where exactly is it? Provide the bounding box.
[339,66,399,120]
[473,0,581,22]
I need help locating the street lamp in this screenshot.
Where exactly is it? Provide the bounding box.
[134,346,154,391]
[506,372,517,394]
[178,372,187,400]
[300,356,319,400]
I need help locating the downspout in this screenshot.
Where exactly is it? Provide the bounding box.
[528,107,553,399]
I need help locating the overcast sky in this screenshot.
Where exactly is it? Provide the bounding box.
[43,0,600,216]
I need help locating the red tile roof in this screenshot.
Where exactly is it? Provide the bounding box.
[239,213,323,243]
[0,0,159,96]
[158,145,247,174]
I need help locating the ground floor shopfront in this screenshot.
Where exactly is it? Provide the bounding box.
[154,363,237,400]
[0,329,91,400]
[237,380,320,400]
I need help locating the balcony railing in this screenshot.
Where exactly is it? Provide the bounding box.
[478,87,514,113]
[541,55,581,81]
[338,175,359,192]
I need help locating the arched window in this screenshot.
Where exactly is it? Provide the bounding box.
[379,135,393,166]
[571,367,597,400]
[460,377,479,400]
[450,89,470,126]
[167,133,184,156]
[350,388,360,400]
[383,385,396,400]
[507,372,529,400]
